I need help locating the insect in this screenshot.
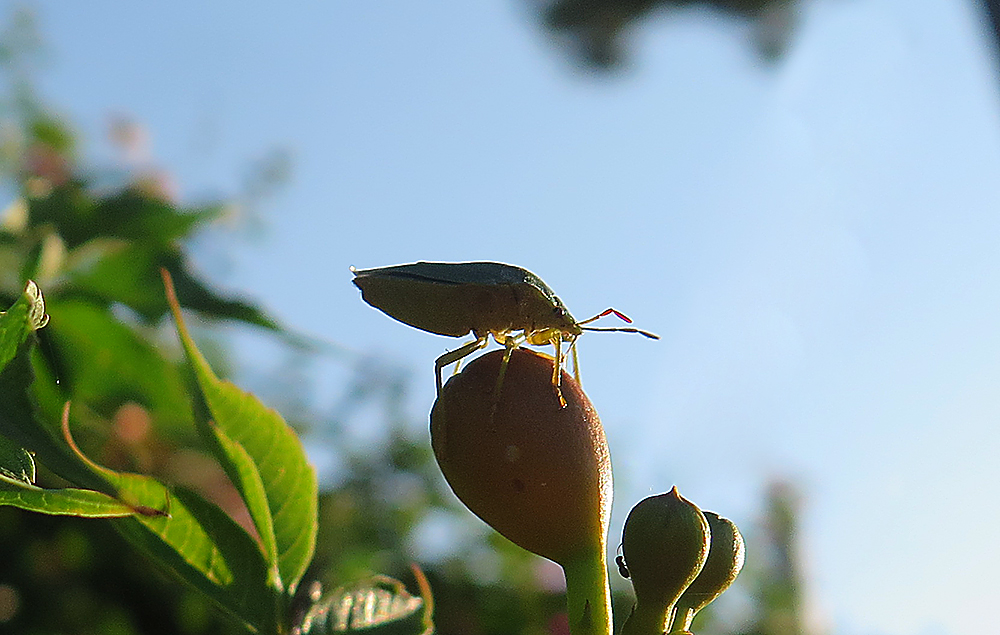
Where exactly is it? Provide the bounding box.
[616,554,630,579]
[614,542,630,578]
[352,261,658,404]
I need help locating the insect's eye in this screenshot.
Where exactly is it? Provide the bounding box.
[553,306,566,317]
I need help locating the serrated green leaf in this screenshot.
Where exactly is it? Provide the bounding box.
[111,487,277,633]
[296,576,432,635]
[0,433,35,483]
[164,270,317,595]
[0,471,133,517]
[0,274,278,631]
[59,409,278,633]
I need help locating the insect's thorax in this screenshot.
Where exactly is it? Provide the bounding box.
[485,292,580,348]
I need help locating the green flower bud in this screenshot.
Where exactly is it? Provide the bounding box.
[620,488,710,635]
[669,511,745,633]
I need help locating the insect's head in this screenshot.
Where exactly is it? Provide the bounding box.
[546,299,579,331]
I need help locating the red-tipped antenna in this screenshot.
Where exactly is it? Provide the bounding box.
[577,308,634,327]
[577,308,657,338]
[581,326,659,339]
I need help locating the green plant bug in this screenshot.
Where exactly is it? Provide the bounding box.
[351,261,659,404]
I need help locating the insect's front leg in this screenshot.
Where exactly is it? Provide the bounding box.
[551,336,566,407]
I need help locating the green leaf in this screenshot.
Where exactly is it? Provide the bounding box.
[160,250,281,330]
[39,299,193,433]
[0,472,134,517]
[90,190,219,244]
[164,270,318,595]
[26,183,215,249]
[0,282,108,491]
[112,488,277,633]
[60,410,278,632]
[2,285,276,630]
[26,181,279,330]
[210,425,279,583]
[67,242,281,330]
[29,115,75,155]
[296,575,433,635]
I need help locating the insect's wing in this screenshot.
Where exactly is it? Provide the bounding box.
[352,271,476,337]
[353,261,528,286]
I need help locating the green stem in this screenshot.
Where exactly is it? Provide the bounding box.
[562,550,612,635]
[668,605,696,633]
[620,602,672,635]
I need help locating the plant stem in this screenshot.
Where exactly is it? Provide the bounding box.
[668,605,696,633]
[562,550,612,635]
[620,602,671,635]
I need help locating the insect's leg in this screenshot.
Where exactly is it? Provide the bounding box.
[435,336,488,393]
[493,336,519,401]
[551,337,566,408]
[551,337,561,387]
[485,335,523,423]
[570,337,581,383]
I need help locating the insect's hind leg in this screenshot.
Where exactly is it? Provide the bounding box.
[435,336,488,393]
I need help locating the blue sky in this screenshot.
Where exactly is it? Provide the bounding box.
[14,0,1000,633]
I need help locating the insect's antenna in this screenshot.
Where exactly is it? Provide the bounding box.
[577,308,633,327]
[581,326,660,340]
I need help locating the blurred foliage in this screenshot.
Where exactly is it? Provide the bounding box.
[680,482,810,635]
[0,6,818,635]
[533,0,799,68]
[731,482,807,635]
[982,1,1000,63]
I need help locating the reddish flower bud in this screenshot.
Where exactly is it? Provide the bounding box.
[430,348,612,565]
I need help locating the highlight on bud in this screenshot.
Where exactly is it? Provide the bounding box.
[669,511,745,633]
[619,487,709,635]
